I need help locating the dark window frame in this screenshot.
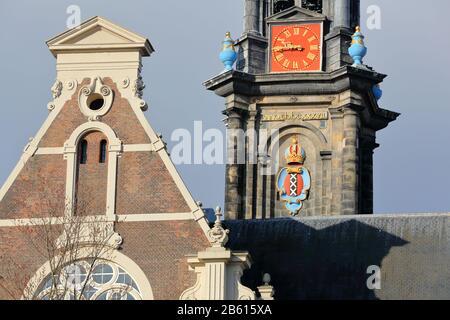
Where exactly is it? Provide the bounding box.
[99,139,107,163]
[79,139,88,164]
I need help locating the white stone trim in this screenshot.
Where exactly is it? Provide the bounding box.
[35,147,64,155]
[0,213,204,227]
[0,217,63,227]
[33,144,154,155]
[64,122,122,219]
[116,213,193,222]
[122,144,154,152]
[0,215,116,227]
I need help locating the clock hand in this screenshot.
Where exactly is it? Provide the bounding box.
[272,43,305,53]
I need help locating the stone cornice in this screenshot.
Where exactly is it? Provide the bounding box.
[204,66,387,97]
[204,66,399,129]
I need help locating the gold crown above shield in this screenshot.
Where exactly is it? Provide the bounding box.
[285,137,305,165]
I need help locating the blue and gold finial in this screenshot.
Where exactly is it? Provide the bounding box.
[220,32,237,72]
[348,26,367,67]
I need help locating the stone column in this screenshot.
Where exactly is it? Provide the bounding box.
[237,0,267,74]
[342,107,360,215]
[324,0,353,71]
[334,0,351,29]
[245,108,258,219]
[225,110,245,220]
[244,0,260,35]
[329,107,344,215]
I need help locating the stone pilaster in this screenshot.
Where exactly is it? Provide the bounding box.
[244,0,261,35]
[329,107,344,215]
[225,110,246,220]
[244,107,258,219]
[334,0,351,29]
[342,107,360,215]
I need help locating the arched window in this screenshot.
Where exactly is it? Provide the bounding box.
[273,0,294,14]
[302,0,322,13]
[99,140,107,163]
[34,260,143,300]
[272,0,322,14]
[79,139,88,164]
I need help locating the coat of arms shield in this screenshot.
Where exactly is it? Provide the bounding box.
[276,137,311,215]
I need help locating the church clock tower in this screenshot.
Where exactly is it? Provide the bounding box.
[204,0,399,219]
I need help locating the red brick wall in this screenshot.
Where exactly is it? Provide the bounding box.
[0,226,51,299]
[116,152,191,214]
[116,221,210,300]
[0,154,66,219]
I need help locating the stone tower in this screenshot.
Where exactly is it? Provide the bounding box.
[205,0,399,219]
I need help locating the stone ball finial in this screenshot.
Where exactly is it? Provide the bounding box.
[263,273,271,285]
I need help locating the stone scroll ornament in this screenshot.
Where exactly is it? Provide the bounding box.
[276,137,311,215]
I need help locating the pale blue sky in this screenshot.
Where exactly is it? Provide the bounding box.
[0,0,449,213]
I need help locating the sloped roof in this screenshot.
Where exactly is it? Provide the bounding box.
[225,214,450,299]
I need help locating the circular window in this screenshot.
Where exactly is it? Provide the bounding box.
[87,93,105,111]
